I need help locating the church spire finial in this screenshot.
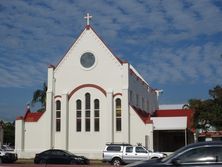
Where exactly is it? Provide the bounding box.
[84,13,92,26]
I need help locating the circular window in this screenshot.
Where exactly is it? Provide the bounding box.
[80,52,95,68]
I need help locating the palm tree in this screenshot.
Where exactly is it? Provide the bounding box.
[31,82,47,109]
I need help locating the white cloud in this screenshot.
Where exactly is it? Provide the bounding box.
[137,42,222,84]
[0,0,221,88]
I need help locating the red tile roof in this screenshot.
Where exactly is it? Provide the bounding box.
[131,105,153,124]
[24,111,44,122]
[16,107,44,122]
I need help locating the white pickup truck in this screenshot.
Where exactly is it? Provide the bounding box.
[102,144,166,166]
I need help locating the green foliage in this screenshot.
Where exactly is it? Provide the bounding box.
[31,82,47,109]
[209,85,222,104]
[188,85,222,131]
[1,121,15,146]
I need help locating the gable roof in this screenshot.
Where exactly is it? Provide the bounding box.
[53,25,127,72]
[49,24,157,92]
[129,65,156,91]
[23,111,44,122]
[131,105,153,124]
[16,106,44,122]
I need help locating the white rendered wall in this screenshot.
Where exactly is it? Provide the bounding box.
[129,106,154,151]
[68,87,107,159]
[16,75,55,159]
[54,28,124,96]
[52,28,130,158]
[15,120,24,155]
[16,113,50,158]
[15,27,158,159]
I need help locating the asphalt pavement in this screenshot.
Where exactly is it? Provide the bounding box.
[0,159,114,167]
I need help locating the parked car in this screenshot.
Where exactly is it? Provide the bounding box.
[34,149,89,165]
[126,141,222,166]
[0,149,17,163]
[103,143,166,166]
[2,145,14,152]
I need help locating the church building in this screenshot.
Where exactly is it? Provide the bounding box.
[15,14,192,159]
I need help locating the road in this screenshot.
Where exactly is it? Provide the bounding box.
[0,159,114,167]
[0,164,114,167]
[0,165,113,167]
[0,160,114,167]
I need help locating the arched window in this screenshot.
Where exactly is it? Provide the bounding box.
[94,99,100,132]
[116,98,121,131]
[85,93,90,132]
[76,99,82,132]
[56,100,61,132]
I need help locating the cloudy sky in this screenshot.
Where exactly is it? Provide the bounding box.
[0,0,222,121]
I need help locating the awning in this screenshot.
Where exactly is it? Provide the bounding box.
[151,117,187,130]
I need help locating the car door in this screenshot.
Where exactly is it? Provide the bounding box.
[171,146,222,167]
[134,146,149,161]
[54,150,70,164]
[46,150,65,164]
[123,146,135,164]
[44,150,56,164]
[49,150,60,164]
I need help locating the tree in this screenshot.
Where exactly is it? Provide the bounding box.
[209,85,222,105]
[187,85,222,132]
[1,121,15,146]
[31,82,47,109]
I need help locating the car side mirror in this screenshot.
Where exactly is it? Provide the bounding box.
[171,158,181,165]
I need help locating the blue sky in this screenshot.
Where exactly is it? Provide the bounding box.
[0,0,222,122]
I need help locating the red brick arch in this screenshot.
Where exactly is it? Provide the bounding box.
[113,93,122,97]
[68,84,107,100]
[54,95,62,99]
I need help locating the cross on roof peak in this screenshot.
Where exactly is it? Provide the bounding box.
[84,13,92,26]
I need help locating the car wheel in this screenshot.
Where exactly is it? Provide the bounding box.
[112,158,121,166]
[39,159,46,164]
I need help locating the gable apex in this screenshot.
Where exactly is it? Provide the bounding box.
[54,26,88,72]
[54,25,125,73]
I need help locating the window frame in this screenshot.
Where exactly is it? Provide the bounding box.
[115,98,122,132]
[85,93,91,132]
[135,146,147,153]
[94,99,100,132]
[55,100,61,132]
[76,99,82,132]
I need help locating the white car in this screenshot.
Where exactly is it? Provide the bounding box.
[103,143,166,166]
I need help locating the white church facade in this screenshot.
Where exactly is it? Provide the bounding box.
[15,15,193,159]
